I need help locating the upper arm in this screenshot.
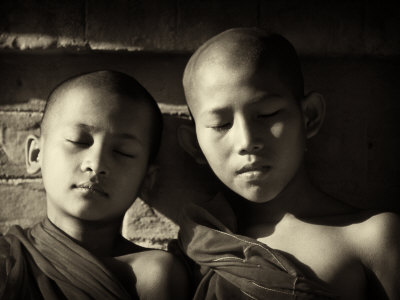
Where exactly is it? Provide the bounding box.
[359,212,400,300]
[135,250,191,300]
[0,236,11,298]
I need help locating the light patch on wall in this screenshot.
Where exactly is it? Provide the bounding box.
[0,33,144,52]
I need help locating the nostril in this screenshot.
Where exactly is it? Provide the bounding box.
[81,161,93,173]
[252,142,263,151]
[97,170,107,176]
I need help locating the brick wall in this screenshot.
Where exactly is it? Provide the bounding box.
[1,0,399,248]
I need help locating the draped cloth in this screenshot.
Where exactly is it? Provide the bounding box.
[0,218,133,300]
[178,194,337,300]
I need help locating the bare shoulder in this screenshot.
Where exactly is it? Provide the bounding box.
[345,211,400,299]
[130,250,190,300]
[346,211,400,250]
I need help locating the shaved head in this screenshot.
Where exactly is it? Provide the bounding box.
[183,28,304,112]
[41,70,163,162]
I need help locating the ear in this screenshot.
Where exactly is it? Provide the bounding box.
[177,124,207,165]
[138,164,159,201]
[25,134,41,174]
[301,92,326,139]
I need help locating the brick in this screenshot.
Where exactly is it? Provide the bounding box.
[86,0,176,51]
[0,52,189,106]
[0,0,85,40]
[175,0,258,51]
[0,109,42,178]
[0,179,46,233]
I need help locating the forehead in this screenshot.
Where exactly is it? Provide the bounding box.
[47,86,153,135]
[189,58,293,116]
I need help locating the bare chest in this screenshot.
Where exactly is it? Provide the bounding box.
[245,222,367,300]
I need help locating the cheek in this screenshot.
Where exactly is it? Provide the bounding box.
[278,121,306,167]
[42,147,66,175]
[41,143,80,182]
[197,131,226,163]
[270,122,284,138]
[117,161,148,187]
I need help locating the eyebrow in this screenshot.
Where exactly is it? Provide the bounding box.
[201,106,230,117]
[72,124,143,144]
[199,94,283,117]
[115,133,143,144]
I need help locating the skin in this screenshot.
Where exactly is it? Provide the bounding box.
[182,29,400,299]
[27,84,189,299]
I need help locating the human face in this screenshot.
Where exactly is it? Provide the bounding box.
[39,86,153,222]
[190,62,307,203]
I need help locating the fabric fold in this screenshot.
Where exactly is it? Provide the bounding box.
[0,219,133,300]
[178,194,337,300]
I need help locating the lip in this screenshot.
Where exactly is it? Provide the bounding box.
[73,182,109,198]
[235,164,271,181]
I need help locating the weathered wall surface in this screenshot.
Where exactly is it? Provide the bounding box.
[1,0,399,248]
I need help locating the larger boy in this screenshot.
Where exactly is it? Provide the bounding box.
[0,70,189,299]
[178,28,400,299]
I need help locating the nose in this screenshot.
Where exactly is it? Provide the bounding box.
[80,145,109,177]
[234,118,264,155]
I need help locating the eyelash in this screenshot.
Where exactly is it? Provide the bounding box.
[67,140,134,158]
[114,151,135,158]
[67,139,90,146]
[209,110,280,132]
[258,110,280,118]
[210,123,232,132]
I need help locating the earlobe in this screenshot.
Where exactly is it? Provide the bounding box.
[25,134,42,175]
[301,92,326,139]
[177,124,207,165]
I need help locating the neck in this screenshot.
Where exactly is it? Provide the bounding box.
[229,165,326,229]
[47,209,123,256]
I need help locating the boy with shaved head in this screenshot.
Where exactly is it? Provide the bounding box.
[0,70,189,299]
[178,28,400,299]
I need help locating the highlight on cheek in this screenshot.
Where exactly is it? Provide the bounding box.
[270,122,284,138]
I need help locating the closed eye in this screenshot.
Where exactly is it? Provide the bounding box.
[114,150,135,158]
[209,123,232,132]
[66,139,90,146]
[258,110,280,119]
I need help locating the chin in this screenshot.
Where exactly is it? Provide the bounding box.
[237,188,278,204]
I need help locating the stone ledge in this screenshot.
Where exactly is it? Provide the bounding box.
[0,33,149,52]
[0,99,189,116]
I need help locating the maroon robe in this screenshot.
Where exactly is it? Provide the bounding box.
[178,194,338,299]
[0,218,133,300]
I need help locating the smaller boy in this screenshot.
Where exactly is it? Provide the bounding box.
[178,28,400,299]
[0,70,189,299]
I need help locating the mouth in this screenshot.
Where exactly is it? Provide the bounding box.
[73,183,109,198]
[235,164,271,180]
